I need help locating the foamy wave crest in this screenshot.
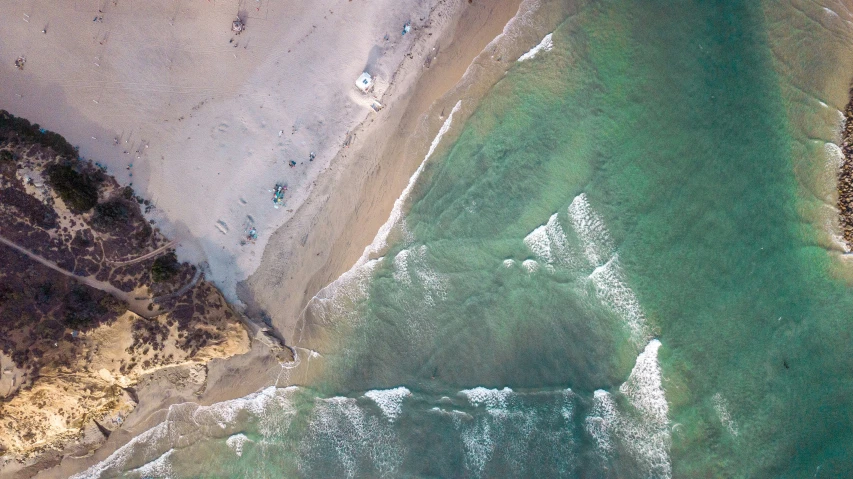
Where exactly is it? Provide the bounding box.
[522,259,540,273]
[712,393,738,437]
[523,213,574,268]
[392,249,412,284]
[589,255,648,344]
[226,433,251,457]
[826,142,844,171]
[620,339,671,477]
[299,396,403,478]
[460,387,514,411]
[407,245,448,305]
[365,387,412,421]
[568,193,614,267]
[306,257,384,327]
[73,387,298,478]
[620,340,667,424]
[70,420,170,479]
[585,340,671,478]
[518,33,553,61]
[126,449,174,478]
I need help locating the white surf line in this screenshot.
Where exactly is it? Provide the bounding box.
[297,101,463,327]
[518,33,553,62]
[358,100,463,264]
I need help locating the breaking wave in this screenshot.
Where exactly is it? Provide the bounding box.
[364,387,412,422]
[585,340,671,479]
[72,387,299,479]
[522,194,649,344]
[589,255,648,345]
[518,33,554,62]
[568,193,615,268]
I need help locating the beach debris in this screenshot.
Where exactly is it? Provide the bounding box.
[271,183,287,208]
[289,160,297,168]
[309,152,316,161]
[370,101,383,112]
[355,71,373,93]
[232,18,245,34]
[402,22,411,35]
[14,56,25,70]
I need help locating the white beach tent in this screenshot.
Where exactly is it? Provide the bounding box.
[355,72,373,93]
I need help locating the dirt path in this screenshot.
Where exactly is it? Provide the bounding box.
[109,240,178,266]
[0,234,156,319]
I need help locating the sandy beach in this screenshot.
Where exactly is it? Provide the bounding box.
[0,0,576,476]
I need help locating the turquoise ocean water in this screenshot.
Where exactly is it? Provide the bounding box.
[78,1,853,477]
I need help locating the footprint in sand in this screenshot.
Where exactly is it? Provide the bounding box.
[215,220,229,234]
[217,122,229,133]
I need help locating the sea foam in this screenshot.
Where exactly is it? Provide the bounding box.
[226,433,251,457]
[568,193,614,267]
[357,101,462,266]
[72,387,299,478]
[364,387,412,421]
[300,396,403,478]
[523,212,572,268]
[589,255,648,344]
[460,387,514,410]
[518,33,554,62]
[584,340,671,478]
[712,393,738,437]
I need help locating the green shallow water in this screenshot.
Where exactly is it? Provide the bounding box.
[80,1,853,477]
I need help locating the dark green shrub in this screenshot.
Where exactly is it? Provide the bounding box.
[63,286,106,329]
[151,252,180,282]
[91,200,131,230]
[99,295,128,316]
[35,282,54,305]
[0,110,77,158]
[45,163,99,211]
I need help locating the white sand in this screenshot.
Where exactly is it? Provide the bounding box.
[0,0,438,300]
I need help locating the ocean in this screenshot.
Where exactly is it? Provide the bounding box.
[75,0,853,477]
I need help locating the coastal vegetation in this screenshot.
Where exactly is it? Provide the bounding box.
[0,116,249,467]
[0,110,77,159]
[151,251,180,282]
[44,163,99,212]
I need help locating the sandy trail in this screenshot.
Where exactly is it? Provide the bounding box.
[109,239,177,266]
[0,234,155,318]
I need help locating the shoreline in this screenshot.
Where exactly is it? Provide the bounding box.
[22,0,574,477]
